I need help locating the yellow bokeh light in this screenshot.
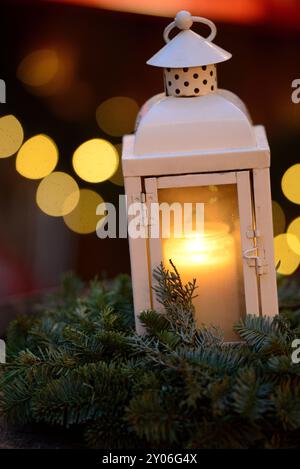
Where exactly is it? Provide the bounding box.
[63,189,104,234]
[287,217,300,255]
[274,233,300,275]
[36,171,80,217]
[72,138,119,183]
[16,134,58,179]
[96,96,139,137]
[272,200,286,236]
[281,164,300,204]
[17,49,59,87]
[110,144,124,186]
[0,115,24,158]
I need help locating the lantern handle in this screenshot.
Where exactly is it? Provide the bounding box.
[163,11,217,44]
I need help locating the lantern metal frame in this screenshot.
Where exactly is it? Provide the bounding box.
[123,125,278,334]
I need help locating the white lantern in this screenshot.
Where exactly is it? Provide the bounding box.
[122,11,278,340]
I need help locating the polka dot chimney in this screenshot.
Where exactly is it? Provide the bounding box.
[147,11,231,98]
[164,64,217,97]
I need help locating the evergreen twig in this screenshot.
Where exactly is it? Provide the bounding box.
[0,268,299,448]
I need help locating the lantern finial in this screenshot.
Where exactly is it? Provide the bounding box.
[163,11,217,44]
[173,11,193,31]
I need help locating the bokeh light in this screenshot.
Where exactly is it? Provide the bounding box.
[72,138,119,183]
[96,96,139,137]
[272,200,286,236]
[16,134,58,179]
[0,115,24,158]
[63,189,104,234]
[109,144,124,186]
[274,233,300,275]
[281,164,300,204]
[17,49,59,87]
[17,48,75,97]
[36,171,80,217]
[287,217,300,255]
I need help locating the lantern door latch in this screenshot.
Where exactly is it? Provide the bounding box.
[243,229,265,275]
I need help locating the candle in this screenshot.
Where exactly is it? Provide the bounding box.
[162,222,244,341]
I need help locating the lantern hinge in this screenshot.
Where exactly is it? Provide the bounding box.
[140,192,148,226]
[246,229,261,239]
[144,191,157,227]
[243,229,267,275]
[127,192,148,227]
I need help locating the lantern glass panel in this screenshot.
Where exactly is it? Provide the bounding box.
[158,184,246,340]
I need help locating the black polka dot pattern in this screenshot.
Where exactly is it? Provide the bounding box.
[164,64,217,96]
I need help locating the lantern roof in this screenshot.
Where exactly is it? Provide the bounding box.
[134,90,256,156]
[147,11,232,68]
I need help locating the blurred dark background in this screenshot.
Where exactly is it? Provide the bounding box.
[0,0,300,322]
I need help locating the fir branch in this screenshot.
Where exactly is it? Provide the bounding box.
[1,270,300,449]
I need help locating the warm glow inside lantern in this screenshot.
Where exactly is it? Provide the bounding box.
[159,184,243,341]
[122,11,278,339]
